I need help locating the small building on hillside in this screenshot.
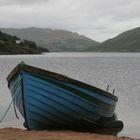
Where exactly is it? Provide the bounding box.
[15,40,21,44]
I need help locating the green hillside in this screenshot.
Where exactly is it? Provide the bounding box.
[0,30,49,54]
[92,27,140,52]
[1,27,99,52]
[1,27,140,52]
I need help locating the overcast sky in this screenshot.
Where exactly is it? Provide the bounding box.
[0,0,140,41]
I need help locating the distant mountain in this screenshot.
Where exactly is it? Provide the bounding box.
[1,27,99,52]
[92,27,140,52]
[0,30,49,54]
[2,27,140,52]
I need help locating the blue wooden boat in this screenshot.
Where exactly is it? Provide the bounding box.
[7,62,123,132]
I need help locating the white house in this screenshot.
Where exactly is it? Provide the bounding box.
[15,40,21,44]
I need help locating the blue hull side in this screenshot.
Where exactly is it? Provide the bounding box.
[9,72,117,130]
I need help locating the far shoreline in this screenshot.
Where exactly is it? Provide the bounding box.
[1,52,140,58]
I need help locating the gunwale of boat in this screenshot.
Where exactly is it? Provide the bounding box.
[7,62,118,101]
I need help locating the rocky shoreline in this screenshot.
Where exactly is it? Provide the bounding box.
[0,128,136,140]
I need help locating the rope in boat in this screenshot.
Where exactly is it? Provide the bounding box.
[13,101,19,119]
[0,91,19,123]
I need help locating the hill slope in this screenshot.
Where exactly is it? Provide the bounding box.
[0,30,49,54]
[92,27,140,52]
[1,27,99,52]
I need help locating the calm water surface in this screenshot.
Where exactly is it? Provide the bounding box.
[0,53,140,138]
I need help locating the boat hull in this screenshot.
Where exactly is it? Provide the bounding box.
[7,63,121,131]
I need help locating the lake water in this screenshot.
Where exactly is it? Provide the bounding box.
[0,53,140,138]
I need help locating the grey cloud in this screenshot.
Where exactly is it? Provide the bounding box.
[0,0,48,6]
